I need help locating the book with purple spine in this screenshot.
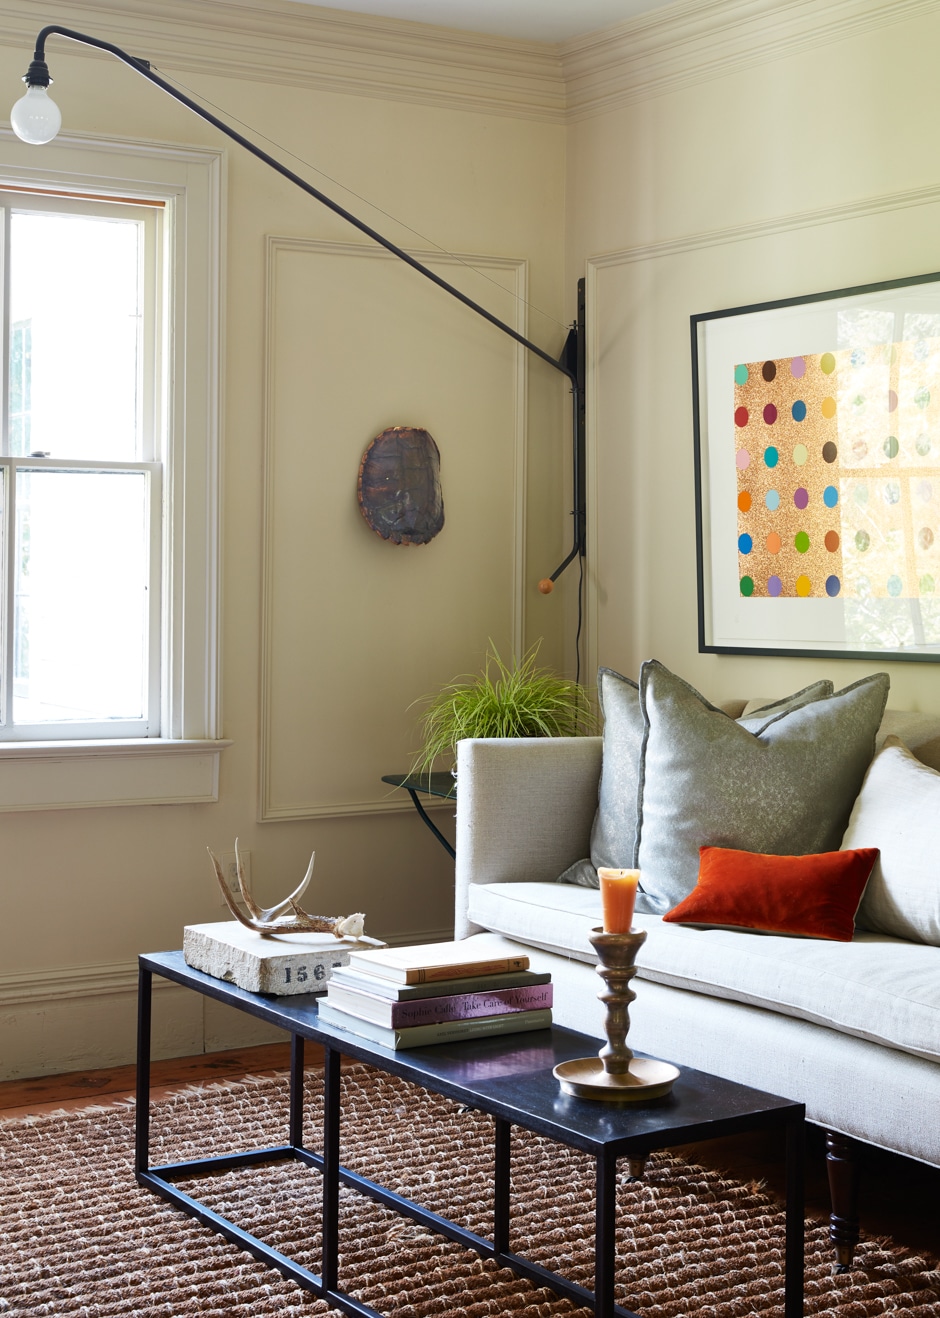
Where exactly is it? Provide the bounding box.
[324,979,553,1028]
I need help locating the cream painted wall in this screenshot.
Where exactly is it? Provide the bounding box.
[9,0,926,1082]
[0,4,568,1077]
[261,239,530,820]
[569,2,940,712]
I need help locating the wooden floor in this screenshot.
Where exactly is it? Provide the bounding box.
[0,1043,302,1119]
[1,1044,937,1260]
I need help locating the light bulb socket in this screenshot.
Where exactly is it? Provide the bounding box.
[23,58,52,88]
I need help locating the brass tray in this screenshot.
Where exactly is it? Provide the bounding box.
[553,1056,679,1103]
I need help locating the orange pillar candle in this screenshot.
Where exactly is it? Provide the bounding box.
[598,868,640,934]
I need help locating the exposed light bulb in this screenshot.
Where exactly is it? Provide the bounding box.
[10,85,62,144]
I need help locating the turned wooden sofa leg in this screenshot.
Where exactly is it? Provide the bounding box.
[826,1130,861,1270]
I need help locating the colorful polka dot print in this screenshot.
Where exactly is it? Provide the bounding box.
[734,338,940,600]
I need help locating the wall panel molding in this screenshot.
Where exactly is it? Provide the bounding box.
[587,180,940,271]
[260,236,527,822]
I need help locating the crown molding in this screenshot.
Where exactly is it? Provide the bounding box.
[561,0,940,121]
[1,0,933,127]
[0,0,566,123]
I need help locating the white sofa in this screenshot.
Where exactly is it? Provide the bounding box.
[453,701,940,1268]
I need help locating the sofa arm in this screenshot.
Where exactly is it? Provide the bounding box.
[455,736,602,938]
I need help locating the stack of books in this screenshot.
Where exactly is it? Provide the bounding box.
[316,937,553,1050]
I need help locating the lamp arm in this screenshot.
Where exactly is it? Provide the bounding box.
[26,25,577,388]
[24,26,586,590]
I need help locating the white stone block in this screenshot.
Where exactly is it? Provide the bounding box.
[183,921,374,995]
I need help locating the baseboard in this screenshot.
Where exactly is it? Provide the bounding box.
[0,926,456,1080]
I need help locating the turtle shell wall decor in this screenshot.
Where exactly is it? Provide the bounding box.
[357,425,444,545]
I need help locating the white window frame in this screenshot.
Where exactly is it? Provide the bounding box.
[0,130,228,809]
[0,190,163,740]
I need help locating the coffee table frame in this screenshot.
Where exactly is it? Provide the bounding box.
[137,952,804,1318]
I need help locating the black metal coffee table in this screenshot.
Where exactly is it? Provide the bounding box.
[136,951,804,1317]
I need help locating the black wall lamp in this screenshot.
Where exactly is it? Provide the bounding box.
[11,25,586,594]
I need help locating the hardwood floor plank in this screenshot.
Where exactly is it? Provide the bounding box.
[0,1043,308,1114]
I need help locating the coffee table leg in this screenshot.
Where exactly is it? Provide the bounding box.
[494,1117,511,1255]
[322,1045,341,1294]
[289,1034,305,1148]
[134,963,152,1176]
[595,1149,617,1318]
[785,1114,805,1318]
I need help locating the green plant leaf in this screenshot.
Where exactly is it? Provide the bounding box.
[408,640,597,779]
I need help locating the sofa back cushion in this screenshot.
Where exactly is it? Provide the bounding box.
[635,661,889,913]
[744,701,940,771]
[842,735,940,946]
[584,668,643,875]
[875,710,940,770]
[558,668,834,892]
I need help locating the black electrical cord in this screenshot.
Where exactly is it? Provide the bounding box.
[575,548,584,688]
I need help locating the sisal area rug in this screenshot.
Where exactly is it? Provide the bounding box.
[1,1064,938,1317]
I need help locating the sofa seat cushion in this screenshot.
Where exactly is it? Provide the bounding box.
[468,880,940,1064]
[469,880,602,965]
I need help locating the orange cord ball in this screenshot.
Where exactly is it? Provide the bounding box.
[537,578,554,595]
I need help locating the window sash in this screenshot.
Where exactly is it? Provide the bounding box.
[0,457,162,740]
[0,192,163,464]
[0,190,165,739]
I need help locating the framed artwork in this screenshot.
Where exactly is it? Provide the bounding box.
[692,269,940,661]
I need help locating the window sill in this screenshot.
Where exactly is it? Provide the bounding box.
[0,738,232,812]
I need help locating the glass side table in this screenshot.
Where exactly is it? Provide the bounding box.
[382,772,456,858]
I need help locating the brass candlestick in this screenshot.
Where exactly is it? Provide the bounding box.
[554,927,679,1102]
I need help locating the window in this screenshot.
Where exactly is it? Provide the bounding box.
[0,192,162,738]
[0,138,224,809]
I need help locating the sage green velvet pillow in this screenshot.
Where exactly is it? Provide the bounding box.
[635,661,889,914]
[558,668,835,894]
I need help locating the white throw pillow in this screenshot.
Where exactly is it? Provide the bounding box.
[842,735,940,946]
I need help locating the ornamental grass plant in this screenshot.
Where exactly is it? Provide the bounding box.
[410,642,597,780]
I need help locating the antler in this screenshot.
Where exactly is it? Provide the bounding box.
[207,841,368,940]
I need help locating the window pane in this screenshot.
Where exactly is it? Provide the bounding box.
[0,468,4,723]
[9,319,31,456]
[14,470,149,723]
[9,212,141,460]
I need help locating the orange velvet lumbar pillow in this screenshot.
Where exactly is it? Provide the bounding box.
[663,846,880,942]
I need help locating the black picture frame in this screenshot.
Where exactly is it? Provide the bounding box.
[692,269,940,661]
